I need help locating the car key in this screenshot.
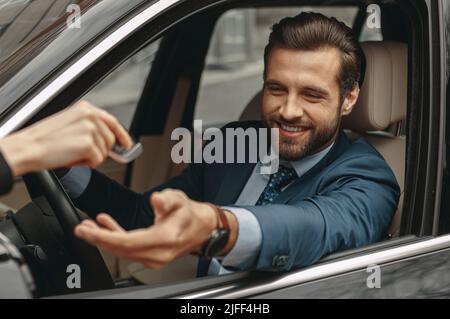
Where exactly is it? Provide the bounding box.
[109,141,143,163]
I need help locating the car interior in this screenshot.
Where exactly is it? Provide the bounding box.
[123,40,408,285]
[106,4,410,285]
[0,0,424,297]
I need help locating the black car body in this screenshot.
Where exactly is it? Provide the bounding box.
[0,0,449,299]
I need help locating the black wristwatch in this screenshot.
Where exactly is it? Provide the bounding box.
[199,205,230,258]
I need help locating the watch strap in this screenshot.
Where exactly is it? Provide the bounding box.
[198,204,231,258]
[208,204,229,230]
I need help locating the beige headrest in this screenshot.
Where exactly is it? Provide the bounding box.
[342,41,408,132]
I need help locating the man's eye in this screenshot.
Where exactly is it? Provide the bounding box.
[305,93,322,100]
[268,86,283,93]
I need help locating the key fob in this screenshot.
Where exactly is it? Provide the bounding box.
[109,142,143,163]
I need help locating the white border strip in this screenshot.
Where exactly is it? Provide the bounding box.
[181,234,450,298]
[0,0,180,138]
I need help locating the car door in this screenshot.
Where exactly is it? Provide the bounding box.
[0,0,448,299]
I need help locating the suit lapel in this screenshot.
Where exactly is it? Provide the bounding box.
[213,162,256,205]
[212,120,264,205]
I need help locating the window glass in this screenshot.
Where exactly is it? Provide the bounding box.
[82,40,161,129]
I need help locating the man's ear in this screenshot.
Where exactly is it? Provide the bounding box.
[341,85,360,116]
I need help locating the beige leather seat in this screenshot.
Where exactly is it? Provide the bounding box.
[240,41,407,238]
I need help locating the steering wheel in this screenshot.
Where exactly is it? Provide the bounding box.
[22,171,114,292]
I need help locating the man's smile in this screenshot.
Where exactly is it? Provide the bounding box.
[273,121,311,138]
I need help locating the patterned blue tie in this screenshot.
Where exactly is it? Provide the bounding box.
[256,165,297,205]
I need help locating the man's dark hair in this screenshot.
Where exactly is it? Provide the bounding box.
[263,12,366,103]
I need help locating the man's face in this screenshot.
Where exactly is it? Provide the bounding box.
[262,46,358,160]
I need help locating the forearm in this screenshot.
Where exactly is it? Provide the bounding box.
[219,207,263,271]
[244,202,327,271]
[242,187,397,271]
[0,132,43,177]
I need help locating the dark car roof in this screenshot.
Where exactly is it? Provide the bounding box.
[0,0,150,117]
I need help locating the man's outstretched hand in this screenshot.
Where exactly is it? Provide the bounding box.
[74,189,238,269]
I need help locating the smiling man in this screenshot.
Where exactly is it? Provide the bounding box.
[61,12,400,275]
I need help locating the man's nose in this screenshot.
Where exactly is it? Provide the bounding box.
[279,94,304,121]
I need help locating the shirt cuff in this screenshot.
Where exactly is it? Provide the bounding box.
[220,206,262,270]
[60,166,92,199]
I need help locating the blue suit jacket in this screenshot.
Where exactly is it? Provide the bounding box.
[72,121,400,272]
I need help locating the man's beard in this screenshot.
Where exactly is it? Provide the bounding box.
[263,108,341,161]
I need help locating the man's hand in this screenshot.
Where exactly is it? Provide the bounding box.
[74,189,238,269]
[0,100,132,176]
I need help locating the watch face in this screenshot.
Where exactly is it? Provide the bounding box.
[203,229,230,257]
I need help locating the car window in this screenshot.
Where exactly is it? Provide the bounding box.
[0,38,160,212]
[194,6,358,128]
[82,39,161,129]
[0,1,423,297]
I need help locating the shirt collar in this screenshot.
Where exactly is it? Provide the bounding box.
[260,141,334,179]
[285,142,334,178]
